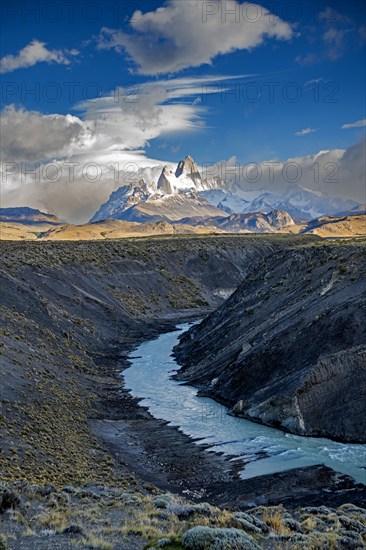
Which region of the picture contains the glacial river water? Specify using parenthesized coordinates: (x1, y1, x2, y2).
(123, 324, 366, 484)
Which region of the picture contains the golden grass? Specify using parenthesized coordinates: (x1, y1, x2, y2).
(79, 533, 113, 549)
(21, 528, 37, 537)
(262, 510, 289, 535)
(0, 219, 222, 241)
(37, 509, 71, 532)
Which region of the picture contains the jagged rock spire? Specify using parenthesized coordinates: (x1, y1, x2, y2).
(157, 165, 175, 195)
(175, 155, 201, 181)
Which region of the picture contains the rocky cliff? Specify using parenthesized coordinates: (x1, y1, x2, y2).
(174, 241, 366, 443)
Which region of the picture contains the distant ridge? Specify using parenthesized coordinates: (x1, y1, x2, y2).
(0, 207, 62, 226)
(1, 211, 365, 240)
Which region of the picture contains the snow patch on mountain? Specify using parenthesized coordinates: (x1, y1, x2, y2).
(91, 155, 219, 222)
(200, 190, 250, 214)
(201, 188, 359, 219)
(90, 154, 361, 223)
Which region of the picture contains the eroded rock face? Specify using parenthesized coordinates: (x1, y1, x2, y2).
(265, 209, 295, 228)
(157, 166, 176, 195)
(175, 155, 202, 183)
(174, 243, 366, 443)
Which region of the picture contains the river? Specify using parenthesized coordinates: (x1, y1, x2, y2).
(123, 323, 366, 484)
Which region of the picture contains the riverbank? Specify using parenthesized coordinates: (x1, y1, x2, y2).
(90, 320, 366, 510)
(1, 236, 365, 548)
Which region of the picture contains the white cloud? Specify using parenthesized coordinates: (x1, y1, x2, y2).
(341, 119, 366, 129)
(337, 140, 366, 204)
(97, 0, 293, 74)
(305, 78, 325, 89)
(0, 105, 94, 162)
(0, 74, 248, 222)
(1, 75, 363, 223)
(2, 75, 243, 164)
(207, 143, 365, 204)
(0, 40, 79, 73)
(295, 128, 317, 136)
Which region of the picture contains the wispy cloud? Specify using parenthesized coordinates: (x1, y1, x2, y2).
(341, 119, 366, 129)
(319, 7, 351, 25)
(305, 78, 325, 89)
(295, 128, 317, 136)
(323, 27, 350, 60)
(0, 39, 79, 73)
(295, 53, 319, 66)
(295, 5, 362, 65)
(0, 74, 253, 222)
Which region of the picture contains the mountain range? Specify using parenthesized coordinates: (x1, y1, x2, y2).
(90, 155, 361, 224)
(2, 156, 363, 235)
(1, 208, 365, 241)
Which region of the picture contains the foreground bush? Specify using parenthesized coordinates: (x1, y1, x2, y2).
(182, 526, 260, 550)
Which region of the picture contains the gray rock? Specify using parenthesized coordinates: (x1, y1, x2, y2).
(174, 245, 366, 442)
(62, 524, 85, 536)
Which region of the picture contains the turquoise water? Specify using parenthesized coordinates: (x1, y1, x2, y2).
(123, 324, 366, 484)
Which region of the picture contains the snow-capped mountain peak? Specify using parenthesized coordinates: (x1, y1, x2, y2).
(175, 155, 201, 181)
(90, 155, 362, 224)
(157, 165, 176, 195)
(155, 155, 217, 195)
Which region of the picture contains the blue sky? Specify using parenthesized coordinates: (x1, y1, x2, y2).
(1, 0, 365, 163)
(0, 0, 365, 220)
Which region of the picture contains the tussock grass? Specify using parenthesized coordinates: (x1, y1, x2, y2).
(262, 509, 289, 535)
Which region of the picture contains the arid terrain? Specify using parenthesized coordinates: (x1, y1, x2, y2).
(1, 235, 365, 549)
(0, 219, 223, 241)
(1, 213, 365, 242)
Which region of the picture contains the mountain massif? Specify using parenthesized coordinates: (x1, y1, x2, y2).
(90, 155, 360, 224)
(2, 155, 365, 240)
